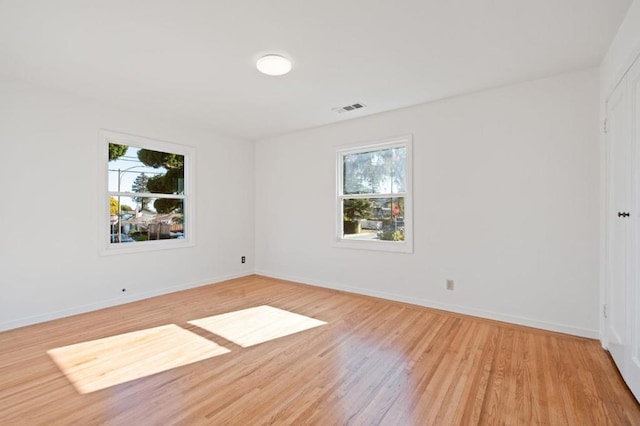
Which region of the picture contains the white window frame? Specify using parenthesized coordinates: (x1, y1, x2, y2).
(335, 135, 413, 253)
(99, 129, 195, 255)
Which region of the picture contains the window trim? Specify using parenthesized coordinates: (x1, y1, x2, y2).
(335, 135, 413, 253)
(99, 129, 196, 255)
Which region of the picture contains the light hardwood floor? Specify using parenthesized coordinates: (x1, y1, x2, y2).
(1, 275, 639, 425)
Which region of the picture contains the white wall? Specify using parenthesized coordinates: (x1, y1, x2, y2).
(0, 62, 605, 337)
(255, 69, 600, 338)
(601, 0, 640, 97)
(0, 77, 255, 331)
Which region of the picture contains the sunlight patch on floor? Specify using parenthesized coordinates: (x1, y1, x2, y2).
(47, 324, 230, 394)
(189, 305, 327, 347)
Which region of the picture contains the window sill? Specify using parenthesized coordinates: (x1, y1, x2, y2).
(333, 238, 413, 253)
(100, 239, 195, 256)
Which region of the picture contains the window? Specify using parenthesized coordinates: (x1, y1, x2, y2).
(336, 135, 413, 253)
(100, 130, 194, 254)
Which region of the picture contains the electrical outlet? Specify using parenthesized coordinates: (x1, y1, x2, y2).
(446, 280, 454, 291)
(241, 256, 246, 264)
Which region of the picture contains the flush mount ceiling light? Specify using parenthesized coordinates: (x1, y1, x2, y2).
(256, 54, 292, 76)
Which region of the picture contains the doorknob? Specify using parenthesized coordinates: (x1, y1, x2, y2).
(618, 212, 630, 217)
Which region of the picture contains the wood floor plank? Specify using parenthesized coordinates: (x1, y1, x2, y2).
(1, 275, 639, 425)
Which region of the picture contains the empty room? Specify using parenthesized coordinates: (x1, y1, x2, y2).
(2, 0, 640, 424)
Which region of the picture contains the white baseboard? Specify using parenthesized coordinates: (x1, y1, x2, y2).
(4, 270, 599, 340)
(0, 272, 251, 332)
(256, 270, 599, 339)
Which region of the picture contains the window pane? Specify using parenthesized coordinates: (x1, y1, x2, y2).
(343, 147, 406, 195)
(108, 144, 184, 195)
(342, 197, 404, 241)
(109, 197, 184, 243)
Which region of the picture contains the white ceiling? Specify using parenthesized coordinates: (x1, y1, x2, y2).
(0, 0, 631, 140)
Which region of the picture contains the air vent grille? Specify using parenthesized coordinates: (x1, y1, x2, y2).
(332, 103, 366, 114)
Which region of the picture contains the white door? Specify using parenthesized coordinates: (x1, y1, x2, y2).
(606, 75, 630, 374)
(626, 57, 640, 402)
(606, 56, 640, 403)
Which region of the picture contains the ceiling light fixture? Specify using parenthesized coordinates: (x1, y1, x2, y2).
(256, 54, 292, 76)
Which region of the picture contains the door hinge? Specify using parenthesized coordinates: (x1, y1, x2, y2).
(603, 120, 608, 134)
(603, 304, 608, 319)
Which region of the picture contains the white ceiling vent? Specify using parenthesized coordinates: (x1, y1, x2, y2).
(332, 103, 366, 114)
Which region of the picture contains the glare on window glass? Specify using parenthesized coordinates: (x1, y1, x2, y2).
(343, 147, 406, 195)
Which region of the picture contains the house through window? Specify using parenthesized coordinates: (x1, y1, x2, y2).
(101, 130, 194, 254)
(336, 135, 413, 253)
